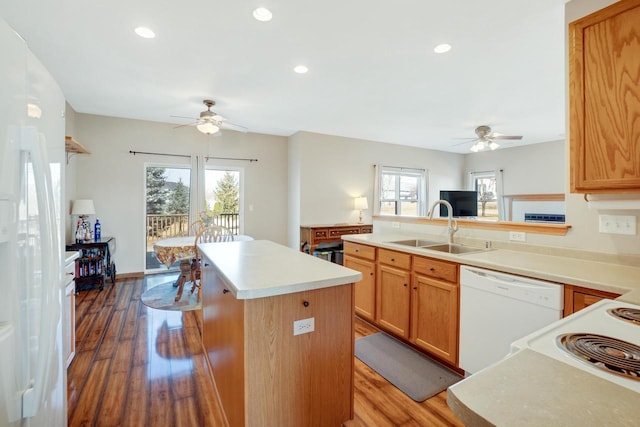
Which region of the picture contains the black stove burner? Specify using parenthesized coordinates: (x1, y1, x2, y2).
(608, 307, 640, 326)
(557, 333, 640, 381)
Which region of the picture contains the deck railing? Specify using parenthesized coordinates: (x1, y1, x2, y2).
(146, 213, 240, 250)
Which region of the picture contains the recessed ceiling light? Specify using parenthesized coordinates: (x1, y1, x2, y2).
(294, 65, 308, 74)
(135, 27, 156, 39)
(434, 43, 452, 54)
(253, 7, 273, 22)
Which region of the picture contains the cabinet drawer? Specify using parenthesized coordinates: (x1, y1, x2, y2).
(413, 256, 458, 283)
(64, 262, 75, 286)
(360, 226, 373, 233)
(344, 242, 376, 261)
(313, 229, 329, 241)
(329, 227, 361, 237)
(378, 249, 411, 270)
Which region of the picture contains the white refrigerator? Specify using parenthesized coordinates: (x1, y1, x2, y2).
(0, 16, 66, 427)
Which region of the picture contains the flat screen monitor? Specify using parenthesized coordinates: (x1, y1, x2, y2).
(439, 190, 478, 217)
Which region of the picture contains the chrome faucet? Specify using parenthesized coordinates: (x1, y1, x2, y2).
(427, 200, 459, 244)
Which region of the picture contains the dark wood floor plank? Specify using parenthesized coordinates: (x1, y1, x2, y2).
(95, 308, 125, 360)
(122, 365, 149, 427)
(68, 358, 110, 426)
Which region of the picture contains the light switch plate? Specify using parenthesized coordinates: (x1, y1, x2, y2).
(598, 214, 636, 235)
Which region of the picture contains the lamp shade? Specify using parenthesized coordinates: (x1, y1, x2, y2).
(71, 199, 96, 215)
(354, 196, 368, 210)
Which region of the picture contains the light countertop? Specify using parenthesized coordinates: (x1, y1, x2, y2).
(198, 239, 362, 299)
(342, 232, 640, 304)
(343, 232, 640, 425)
(64, 250, 79, 265)
(447, 349, 640, 426)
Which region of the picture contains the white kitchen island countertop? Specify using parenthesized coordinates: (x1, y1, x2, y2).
(197, 239, 361, 299)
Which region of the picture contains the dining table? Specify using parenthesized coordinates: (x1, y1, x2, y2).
(153, 234, 253, 302)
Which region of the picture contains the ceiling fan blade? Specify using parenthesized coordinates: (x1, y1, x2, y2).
(170, 115, 199, 120)
(173, 122, 198, 129)
(492, 135, 523, 140)
(452, 138, 480, 147)
(220, 121, 248, 132)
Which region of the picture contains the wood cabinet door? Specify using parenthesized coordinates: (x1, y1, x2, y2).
(570, 0, 640, 192)
(376, 264, 411, 338)
(344, 255, 376, 321)
(410, 274, 459, 365)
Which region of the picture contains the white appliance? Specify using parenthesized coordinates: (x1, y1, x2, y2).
(512, 298, 640, 393)
(459, 265, 563, 375)
(0, 16, 66, 427)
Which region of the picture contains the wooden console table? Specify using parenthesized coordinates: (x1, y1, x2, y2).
(300, 223, 372, 254)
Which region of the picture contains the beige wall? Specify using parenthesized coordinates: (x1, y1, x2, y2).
(289, 131, 465, 241)
(463, 140, 565, 195)
(67, 112, 288, 274)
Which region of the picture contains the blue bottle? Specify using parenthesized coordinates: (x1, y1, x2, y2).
(94, 218, 101, 241)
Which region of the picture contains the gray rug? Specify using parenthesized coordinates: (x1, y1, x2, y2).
(355, 332, 462, 402)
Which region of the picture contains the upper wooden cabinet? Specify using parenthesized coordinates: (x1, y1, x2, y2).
(569, 0, 640, 193)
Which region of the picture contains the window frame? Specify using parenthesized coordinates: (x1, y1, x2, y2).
(374, 165, 428, 217)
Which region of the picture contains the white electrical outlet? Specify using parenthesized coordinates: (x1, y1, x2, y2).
(509, 231, 526, 242)
(293, 317, 315, 336)
(391, 221, 400, 229)
(599, 214, 636, 235)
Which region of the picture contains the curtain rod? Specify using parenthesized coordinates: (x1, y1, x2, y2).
(128, 150, 258, 162)
(129, 150, 190, 158)
(205, 156, 258, 163)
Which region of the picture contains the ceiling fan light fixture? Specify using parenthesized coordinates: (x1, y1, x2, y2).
(489, 141, 500, 150)
(294, 65, 309, 74)
(196, 122, 220, 135)
(470, 143, 481, 152)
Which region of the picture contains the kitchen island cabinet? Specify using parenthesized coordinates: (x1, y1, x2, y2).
(199, 239, 360, 427)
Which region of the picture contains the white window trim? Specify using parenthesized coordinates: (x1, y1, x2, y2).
(373, 164, 428, 217)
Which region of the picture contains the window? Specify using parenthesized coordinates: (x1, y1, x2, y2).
(375, 165, 427, 216)
(470, 171, 499, 220)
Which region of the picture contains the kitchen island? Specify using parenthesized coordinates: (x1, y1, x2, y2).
(198, 239, 361, 427)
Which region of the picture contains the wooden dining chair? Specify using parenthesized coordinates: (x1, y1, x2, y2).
(190, 225, 234, 301)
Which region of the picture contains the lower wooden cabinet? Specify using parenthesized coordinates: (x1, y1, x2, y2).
(63, 260, 76, 368)
(410, 274, 459, 364)
(344, 255, 376, 321)
(564, 284, 621, 316)
(376, 264, 411, 338)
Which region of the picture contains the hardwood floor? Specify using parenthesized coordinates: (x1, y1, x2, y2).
(68, 274, 463, 426)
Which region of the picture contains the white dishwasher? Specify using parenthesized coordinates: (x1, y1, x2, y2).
(459, 265, 563, 375)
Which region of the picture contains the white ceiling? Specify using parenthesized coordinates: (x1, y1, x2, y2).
(0, 0, 568, 153)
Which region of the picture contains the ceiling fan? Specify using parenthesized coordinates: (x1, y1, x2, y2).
(460, 125, 523, 152)
(172, 99, 248, 135)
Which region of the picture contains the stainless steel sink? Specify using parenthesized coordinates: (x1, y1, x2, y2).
(422, 243, 486, 255)
(389, 239, 443, 247)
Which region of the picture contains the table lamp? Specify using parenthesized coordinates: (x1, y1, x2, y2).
(354, 196, 368, 224)
(72, 199, 95, 232)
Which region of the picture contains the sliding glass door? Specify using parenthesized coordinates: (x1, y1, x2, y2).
(145, 165, 192, 271)
(204, 167, 242, 235)
(144, 158, 244, 273)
